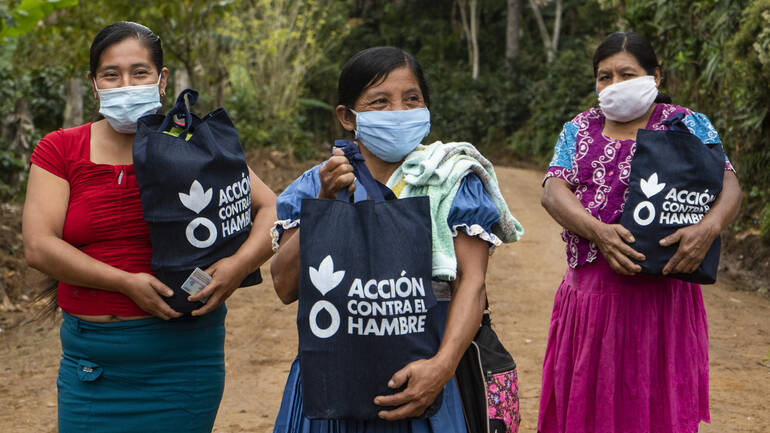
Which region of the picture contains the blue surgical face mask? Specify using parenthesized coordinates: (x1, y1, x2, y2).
(351, 107, 431, 162)
(94, 75, 162, 134)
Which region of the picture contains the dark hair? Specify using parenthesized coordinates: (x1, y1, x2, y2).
(593, 32, 672, 104)
(89, 21, 163, 75)
(338, 46, 430, 108)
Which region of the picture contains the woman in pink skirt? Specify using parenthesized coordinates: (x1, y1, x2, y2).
(538, 32, 742, 433)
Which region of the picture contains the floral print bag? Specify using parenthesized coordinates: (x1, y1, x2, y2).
(455, 306, 521, 433)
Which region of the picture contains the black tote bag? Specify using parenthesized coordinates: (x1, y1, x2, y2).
(620, 112, 725, 284)
(297, 140, 442, 420)
(133, 89, 261, 313)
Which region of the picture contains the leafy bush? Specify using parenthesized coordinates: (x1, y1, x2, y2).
(427, 61, 532, 147)
(221, 0, 351, 152)
(760, 203, 770, 239)
(0, 149, 26, 200)
(507, 47, 595, 163)
(0, 65, 69, 201)
(725, 0, 770, 196)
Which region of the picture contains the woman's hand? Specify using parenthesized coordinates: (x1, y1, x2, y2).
(659, 220, 719, 275)
(660, 170, 741, 276)
(318, 148, 356, 199)
(188, 255, 250, 316)
(375, 233, 488, 421)
(122, 273, 181, 320)
(188, 166, 276, 315)
(374, 356, 453, 420)
(591, 223, 646, 275)
(542, 178, 644, 275)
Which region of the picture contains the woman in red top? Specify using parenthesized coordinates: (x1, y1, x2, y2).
(22, 22, 276, 432)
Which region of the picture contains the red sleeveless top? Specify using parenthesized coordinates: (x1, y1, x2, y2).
(30, 123, 151, 316)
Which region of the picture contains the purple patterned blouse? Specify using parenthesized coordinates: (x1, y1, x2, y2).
(544, 103, 734, 268)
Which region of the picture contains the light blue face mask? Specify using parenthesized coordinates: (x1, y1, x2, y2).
(94, 76, 162, 134)
(351, 107, 431, 162)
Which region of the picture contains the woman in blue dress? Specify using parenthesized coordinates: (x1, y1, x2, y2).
(269, 47, 523, 433)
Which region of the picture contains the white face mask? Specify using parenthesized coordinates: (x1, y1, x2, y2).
(94, 75, 162, 134)
(598, 75, 658, 122)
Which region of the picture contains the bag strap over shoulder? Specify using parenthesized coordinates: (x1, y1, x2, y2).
(158, 88, 199, 134)
(482, 296, 491, 326)
(333, 139, 396, 203)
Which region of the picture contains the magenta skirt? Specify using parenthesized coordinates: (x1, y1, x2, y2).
(538, 255, 709, 433)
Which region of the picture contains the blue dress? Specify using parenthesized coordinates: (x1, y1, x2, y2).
(271, 164, 500, 433)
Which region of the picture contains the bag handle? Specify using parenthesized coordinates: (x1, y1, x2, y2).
(158, 88, 199, 134)
(333, 139, 395, 202)
(661, 112, 719, 148)
(661, 112, 690, 134)
(482, 296, 492, 326)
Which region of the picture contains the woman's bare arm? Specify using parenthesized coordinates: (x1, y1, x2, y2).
(542, 177, 645, 275)
(23, 165, 181, 319)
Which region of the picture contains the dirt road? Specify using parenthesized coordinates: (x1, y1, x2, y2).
(1, 166, 769, 432)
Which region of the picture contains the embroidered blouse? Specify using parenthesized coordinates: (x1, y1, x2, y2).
(544, 103, 734, 268)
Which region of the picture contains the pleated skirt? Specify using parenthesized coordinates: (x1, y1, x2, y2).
(57, 305, 226, 433)
(538, 256, 709, 433)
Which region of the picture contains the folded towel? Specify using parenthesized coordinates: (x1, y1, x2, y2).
(387, 141, 524, 279)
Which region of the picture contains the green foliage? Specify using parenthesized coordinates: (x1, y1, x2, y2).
(724, 0, 770, 193)
(0, 149, 26, 199)
(760, 203, 770, 239)
(1, 0, 769, 216)
(0, 0, 78, 38)
(0, 61, 69, 201)
(221, 0, 351, 152)
(508, 47, 595, 162)
(428, 62, 532, 149)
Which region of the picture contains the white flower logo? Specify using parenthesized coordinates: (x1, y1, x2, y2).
(640, 172, 666, 198)
(633, 173, 666, 227)
(309, 255, 345, 296)
(180, 180, 216, 248)
(307, 255, 345, 339)
(179, 180, 212, 214)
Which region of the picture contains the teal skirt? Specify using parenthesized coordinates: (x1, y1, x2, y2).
(57, 305, 226, 433)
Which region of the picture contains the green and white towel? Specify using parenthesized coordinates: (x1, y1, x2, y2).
(387, 141, 524, 280)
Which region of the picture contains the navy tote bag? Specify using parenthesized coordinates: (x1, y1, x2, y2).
(297, 140, 443, 420)
(133, 89, 261, 313)
(620, 113, 725, 284)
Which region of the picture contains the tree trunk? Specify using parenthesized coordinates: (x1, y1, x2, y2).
(552, 0, 562, 55)
(528, 0, 552, 62)
(2, 98, 35, 187)
(458, 0, 480, 80)
(506, 0, 521, 61)
(469, 0, 479, 79)
(214, 72, 226, 109)
(62, 78, 83, 129)
(528, 0, 562, 63)
(174, 68, 192, 99)
(458, 0, 472, 69)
